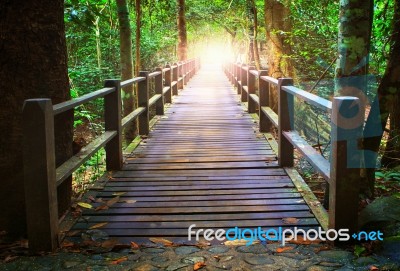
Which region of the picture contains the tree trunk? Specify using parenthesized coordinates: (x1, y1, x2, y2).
(0, 0, 72, 237)
(135, 0, 141, 75)
(334, 0, 374, 196)
(264, 0, 295, 112)
(364, 0, 400, 190)
(249, 0, 261, 70)
(177, 0, 188, 61)
(116, 0, 136, 142)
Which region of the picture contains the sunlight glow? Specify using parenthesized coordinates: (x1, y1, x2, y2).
(199, 42, 232, 66)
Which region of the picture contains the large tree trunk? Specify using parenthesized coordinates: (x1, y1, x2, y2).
(0, 0, 72, 237)
(264, 0, 295, 111)
(116, 0, 136, 142)
(334, 0, 374, 197)
(364, 0, 400, 192)
(177, 0, 188, 61)
(135, 0, 141, 75)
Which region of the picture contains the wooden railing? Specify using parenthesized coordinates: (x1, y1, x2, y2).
(224, 62, 363, 234)
(22, 58, 200, 252)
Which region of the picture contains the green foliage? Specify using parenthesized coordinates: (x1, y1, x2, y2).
(353, 244, 366, 258)
(73, 148, 106, 194)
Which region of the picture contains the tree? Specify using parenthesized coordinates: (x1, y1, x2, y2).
(364, 0, 400, 194)
(135, 0, 141, 75)
(116, 0, 136, 142)
(0, 0, 72, 237)
(177, 0, 188, 61)
(248, 0, 261, 70)
(334, 0, 374, 196)
(264, 0, 296, 111)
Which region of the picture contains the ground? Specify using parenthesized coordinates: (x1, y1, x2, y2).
(1, 235, 400, 270)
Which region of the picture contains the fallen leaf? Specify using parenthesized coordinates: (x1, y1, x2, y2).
(66, 230, 81, 237)
(224, 239, 260, 246)
(124, 200, 137, 204)
(61, 240, 75, 248)
(193, 262, 206, 270)
(276, 246, 294, 253)
(77, 202, 93, 209)
(88, 196, 96, 202)
(106, 196, 120, 207)
(112, 192, 126, 196)
(369, 266, 379, 271)
(110, 256, 128, 265)
(288, 236, 322, 245)
(95, 205, 109, 211)
(101, 239, 118, 249)
(131, 241, 140, 250)
(149, 237, 174, 246)
(195, 241, 211, 248)
(89, 222, 108, 229)
(314, 245, 331, 253)
(282, 217, 299, 224)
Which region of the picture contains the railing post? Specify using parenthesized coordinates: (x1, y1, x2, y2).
(155, 67, 164, 115)
(278, 78, 294, 167)
(177, 62, 183, 90)
(329, 97, 362, 233)
(165, 64, 172, 103)
(183, 61, 187, 85)
(234, 63, 238, 87)
(172, 63, 178, 96)
(104, 79, 123, 170)
(138, 71, 150, 135)
(22, 99, 59, 252)
(229, 63, 234, 83)
(248, 66, 256, 113)
(241, 65, 248, 102)
(258, 70, 271, 132)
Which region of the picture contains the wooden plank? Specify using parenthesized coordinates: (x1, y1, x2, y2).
(249, 94, 260, 105)
(56, 131, 116, 186)
(120, 77, 145, 88)
(261, 106, 279, 127)
(283, 131, 330, 181)
(83, 204, 311, 215)
(79, 211, 314, 222)
(53, 87, 114, 115)
(282, 85, 332, 112)
(97, 188, 298, 197)
(89, 198, 304, 209)
(94, 193, 303, 203)
(148, 94, 162, 108)
(121, 107, 146, 128)
(104, 182, 294, 191)
(260, 75, 278, 86)
(74, 218, 318, 230)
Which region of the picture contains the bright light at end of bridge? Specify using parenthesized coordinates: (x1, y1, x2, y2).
(200, 43, 232, 66)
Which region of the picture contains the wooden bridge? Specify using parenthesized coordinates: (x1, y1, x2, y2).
(22, 59, 363, 252)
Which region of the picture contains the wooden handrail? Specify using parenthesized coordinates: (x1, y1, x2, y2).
(224, 61, 363, 234)
(22, 58, 199, 253)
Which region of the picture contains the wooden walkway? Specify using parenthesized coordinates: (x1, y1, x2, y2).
(71, 64, 320, 243)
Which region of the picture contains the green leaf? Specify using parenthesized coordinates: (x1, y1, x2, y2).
(354, 244, 366, 258)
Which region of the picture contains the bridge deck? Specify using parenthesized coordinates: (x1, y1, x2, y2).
(71, 65, 320, 243)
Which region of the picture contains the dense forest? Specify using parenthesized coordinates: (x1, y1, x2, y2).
(63, 0, 399, 196)
(0, 0, 399, 249)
